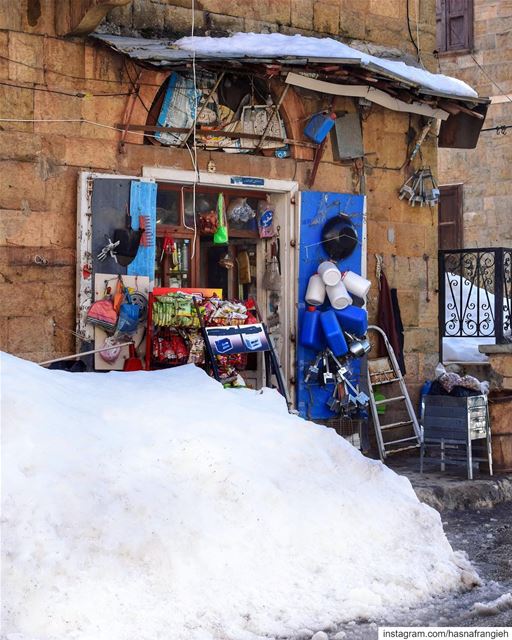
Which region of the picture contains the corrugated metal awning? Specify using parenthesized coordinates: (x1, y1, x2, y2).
(93, 32, 487, 104)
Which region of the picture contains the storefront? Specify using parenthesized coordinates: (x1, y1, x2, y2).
(77, 169, 300, 392)
(69, 32, 486, 419)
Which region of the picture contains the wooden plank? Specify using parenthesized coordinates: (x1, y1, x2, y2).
(115, 123, 317, 148)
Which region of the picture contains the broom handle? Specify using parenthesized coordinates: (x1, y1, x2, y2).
(38, 342, 134, 366)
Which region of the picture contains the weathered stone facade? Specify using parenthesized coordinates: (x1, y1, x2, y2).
(438, 0, 512, 248)
(0, 0, 442, 401)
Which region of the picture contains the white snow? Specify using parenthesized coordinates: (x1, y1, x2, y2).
(176, 32, 478, 99)
(442, 272, 511, 363)
(1, 353, 479, 640)
(473, 592, 512, 617)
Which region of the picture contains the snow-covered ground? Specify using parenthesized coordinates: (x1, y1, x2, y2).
(1, 353, 479, 640)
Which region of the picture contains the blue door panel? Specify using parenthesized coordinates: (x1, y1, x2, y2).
(296, 192, 366, 420)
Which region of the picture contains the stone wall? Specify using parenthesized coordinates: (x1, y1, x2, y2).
(0, 0, 440, 401)
(438, 0, 512, 248)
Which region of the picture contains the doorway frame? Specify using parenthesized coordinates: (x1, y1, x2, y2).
(143, 167, 299, 391)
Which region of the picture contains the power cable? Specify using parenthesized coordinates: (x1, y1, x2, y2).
(469, 54, 512, 105)
(0, 53, 163, 87)
(406, 0, 421, 60)
(0, 79, 134, 98)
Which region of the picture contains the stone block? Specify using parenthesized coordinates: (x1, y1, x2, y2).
(0, 308, 8, 349)
(366, 220, 396, 255)
(244, 19, 278, 33)
(0, 84, 35, 133)
(0, 131, 43, 162)
(404, 352, 420, 379)
(291, 0, 314, 30)
(0, 31, 9, 78)
(203, 0, 291, 24)
(394, 223, 426, 257)
(33, 91, 82, 137)
(0, 208, 44, 246)
(7, 315, 55, 355)
(8, 32, 44, 84)
(43, 167, 80, 220)
(204, 11, 245, 34)
(132, 0, 165, 31)
(398, 288, 420, 327)
(313, 1, 340, 35)
(0, 281, 55, 317)
(44, 38, 85, 82)
(405, 327, 438, 354)
(488, 354, 512, 379)
(0, 161, 46, 211)
(0, 4, 22, 30)
(84, 42, 125, 85)
(369, 0, 402, 18)
(22, 0, 57, 36)
(81, 94, 126, 141)
(365, 14, 409, 50)
(162, 6, 206, 34)
(59, 136, 118, 171)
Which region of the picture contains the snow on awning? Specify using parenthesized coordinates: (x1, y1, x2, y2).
(94, 31, 481, 102)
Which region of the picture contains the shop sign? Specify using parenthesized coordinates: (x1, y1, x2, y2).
(206, 323, 269, 355)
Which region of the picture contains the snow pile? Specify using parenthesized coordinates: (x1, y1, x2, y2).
(176, 32, 478, 98)
(473, 593, 512, 617)
(1, 353, 478, 640)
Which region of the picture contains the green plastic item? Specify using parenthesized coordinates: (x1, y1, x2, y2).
(213, 192, 229, 245)
(374, 387, 387, 415)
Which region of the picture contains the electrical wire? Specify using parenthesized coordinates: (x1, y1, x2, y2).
(0, 52, 164, 87)
(190, 0, 199, 261)
(0, 117, 162, 141)
(469, 54, 512, 105)
(406, 0, 421, 60)
(0, 79, 134, 98)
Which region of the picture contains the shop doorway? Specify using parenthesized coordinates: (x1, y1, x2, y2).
(77, 170, 298, 394)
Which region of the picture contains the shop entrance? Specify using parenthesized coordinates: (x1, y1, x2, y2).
(153, 183, 262, 299)
(77, 170, 298, 395)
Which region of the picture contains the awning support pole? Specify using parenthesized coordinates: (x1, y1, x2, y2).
(254, 84, 290, 151)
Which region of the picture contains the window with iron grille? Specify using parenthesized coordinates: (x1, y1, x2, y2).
(436, 0, 474, 54)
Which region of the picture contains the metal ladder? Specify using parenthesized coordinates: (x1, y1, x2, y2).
(366, 325, 422, 460)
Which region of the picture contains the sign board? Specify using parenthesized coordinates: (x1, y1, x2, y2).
(206, 323, 269, 355)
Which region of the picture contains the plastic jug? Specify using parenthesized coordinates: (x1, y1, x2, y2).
(335, 306, 368, 336)
(300, 306, 324, 351)
(305, 274, 326, 306)
(304, 112, 336, 144)
(320, 309, 348, 356)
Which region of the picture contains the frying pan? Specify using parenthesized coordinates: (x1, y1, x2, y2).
(321, 215, 358, 261)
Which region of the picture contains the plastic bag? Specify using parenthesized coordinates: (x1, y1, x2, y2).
(213, 192, 229, 245)
(99, 336, 122, 364)
(227, 197, 256, 223)
(116, 282, 139, 336)
(116, 302, 140, 335)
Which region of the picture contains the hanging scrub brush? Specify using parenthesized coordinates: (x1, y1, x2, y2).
(263, 240, 281, 290)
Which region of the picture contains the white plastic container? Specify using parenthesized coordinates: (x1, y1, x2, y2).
(318, 261, 342, 286)
(326, 280, 352, 310)
(341, 270, 371, 299)
(305, 274, 326, 306)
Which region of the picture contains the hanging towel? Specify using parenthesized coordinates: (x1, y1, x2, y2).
(127, 181, 157, 287)
(377, 270, 406, 374)
(390, 287, 405, 374)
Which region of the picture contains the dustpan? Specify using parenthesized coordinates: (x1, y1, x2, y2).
(123, 343, 144, 371)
